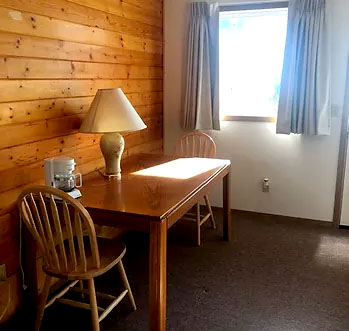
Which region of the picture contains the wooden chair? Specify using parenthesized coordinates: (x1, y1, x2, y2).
(173, 132, 217, 245)
(17, 185, 136, 331)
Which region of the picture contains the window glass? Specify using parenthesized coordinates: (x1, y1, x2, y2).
(219, 8, 288, 119)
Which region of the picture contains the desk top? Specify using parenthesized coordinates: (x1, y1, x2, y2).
(79, 154, 230, 221)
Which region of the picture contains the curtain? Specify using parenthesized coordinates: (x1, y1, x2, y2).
(277, 0, 331, 135)
(183, 2, 220, 131)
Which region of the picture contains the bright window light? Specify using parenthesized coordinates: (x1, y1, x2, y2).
(219, 8, 288, 119)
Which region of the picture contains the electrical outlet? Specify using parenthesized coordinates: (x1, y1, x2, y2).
(0, 264, 7, 281)
(263, 178, 270, 193)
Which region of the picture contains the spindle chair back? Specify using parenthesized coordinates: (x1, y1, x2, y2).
(173, 132, 216, 158)
(173, 132, 217, 245)
(18, 185, 100, 277)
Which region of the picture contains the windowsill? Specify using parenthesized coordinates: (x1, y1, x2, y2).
(223, 116, 276, 123)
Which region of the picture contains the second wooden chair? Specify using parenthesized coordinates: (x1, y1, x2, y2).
(173, 132, 217, 246)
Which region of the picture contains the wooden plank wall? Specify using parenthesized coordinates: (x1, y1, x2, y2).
(0, 0, 163, 322)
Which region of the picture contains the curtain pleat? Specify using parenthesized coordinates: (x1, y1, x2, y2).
(183, 2, 220, 131)
(277, 0, 331, 135)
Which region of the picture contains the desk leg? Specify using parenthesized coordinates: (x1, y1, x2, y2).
(223, 172, 232, 241)
(149, 220, 167, 331)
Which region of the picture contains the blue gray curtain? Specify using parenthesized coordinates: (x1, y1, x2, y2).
(277, 0, 331, 135)
(183, 2, 220, 131)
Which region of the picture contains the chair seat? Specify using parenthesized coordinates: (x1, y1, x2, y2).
(43, 238, 126, 280)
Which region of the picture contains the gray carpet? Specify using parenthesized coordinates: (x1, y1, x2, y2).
(5, 210, 349, 330)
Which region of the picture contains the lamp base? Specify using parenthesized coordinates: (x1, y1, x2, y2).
(100, 132, 125, 179)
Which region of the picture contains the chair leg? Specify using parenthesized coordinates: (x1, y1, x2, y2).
(196, 203, 201, 246)
(204, 195, 216, 229)
(88, 278, 100, 331)
(118, 260, 136, 311)
(34, 275, 52, 331)
(79, 280, 85, 299)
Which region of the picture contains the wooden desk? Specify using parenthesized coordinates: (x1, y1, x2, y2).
(79, 153, 232, 331)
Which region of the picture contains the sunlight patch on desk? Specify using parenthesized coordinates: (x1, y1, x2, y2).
(132, 158, 224, 179)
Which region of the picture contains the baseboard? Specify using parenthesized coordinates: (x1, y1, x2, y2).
(211, 207, 332, 227)
(339, 225, 349, 230)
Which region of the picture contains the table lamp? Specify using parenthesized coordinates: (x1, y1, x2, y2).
(80, 88, 147, 179)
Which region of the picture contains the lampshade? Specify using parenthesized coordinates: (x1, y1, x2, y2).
(80, 88, 147, 133)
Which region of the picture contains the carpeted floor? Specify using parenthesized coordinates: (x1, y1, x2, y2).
(5, 210, 349, 330)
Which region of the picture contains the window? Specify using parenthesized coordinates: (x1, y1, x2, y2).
(219, 3, 288, 121)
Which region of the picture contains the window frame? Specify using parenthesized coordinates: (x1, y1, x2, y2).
(219, 1, 289, 123)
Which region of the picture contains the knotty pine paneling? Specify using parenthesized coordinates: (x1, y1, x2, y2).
(0, 0, 163, 322)
(0, 79, 163, 103)
(0, 57, 163, 79)
(0, 32, 162, 66)
(0, 7, 162, 53)
(67, 0, 163, 27)
(0, 92, 162, 126)
(0, 0, 162, 40)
